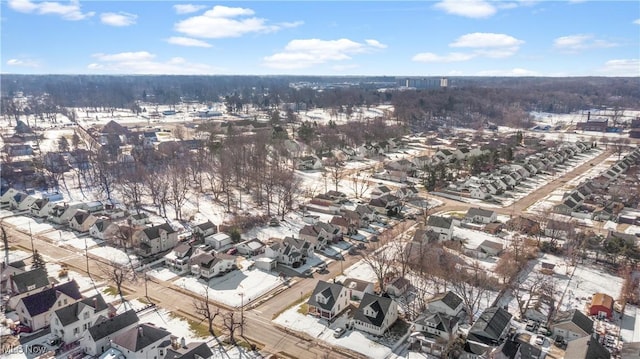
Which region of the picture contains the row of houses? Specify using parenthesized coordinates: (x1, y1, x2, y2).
(452, 141, 594, 200)
(4, 269, 214, 359)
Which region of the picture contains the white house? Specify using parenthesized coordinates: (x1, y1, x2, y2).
(135, 223, 178, 257)
(352, 293, 399, 336)
(81, 309, 139, 357)
(30, 198, 57, 218)
(15, 280, 82, 331)
(164, 243, 193, 273)
(192, 220, 217, 238)
(204, 232, 232, 250)
(550, 309, 593, 342)
(307, 281, 349, 320)
(465, 207, 497, 224)
(110, 323, 172, 359)
(68, 210, 98, 233)
(50, 294, 111, 344)
(235, 238, 265, 256)
(190, 252, 236, 279)
(413, 311, 460, 341)
(89, 219, 119, 241)
(265, 237, 313, 267)
(426, 216, 454, 241)
(5, 268, 50, 310)
(343, 278, 374, 301)
(427, 291, 464, 318)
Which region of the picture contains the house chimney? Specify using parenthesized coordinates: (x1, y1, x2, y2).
(180, 337, 186, 349)
(93, 298, 98, 312)
(9, 274, 15, 293)
(138, 326, 144, 337)
(587, 111, 591, 122)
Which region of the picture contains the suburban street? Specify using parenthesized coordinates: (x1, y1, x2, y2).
(0, 145, 617, 358)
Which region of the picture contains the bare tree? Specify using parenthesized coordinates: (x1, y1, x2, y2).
(167, 162, 190, 220)
(324, 158, 346, 192)
(173, 125, 186, 141)
(450, 262, 491, 323)
(361, 240, 395, 293)
(349, 171, 371, 199)
(118, 166, 147, 214)
(193, 285, 221, 338)
(99, 258, 136, 300)
(222, 311, 244, 344)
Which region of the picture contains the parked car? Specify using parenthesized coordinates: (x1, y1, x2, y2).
(535, 335, 545, 346)
(13, 325, 32, 334)
(333, 327, 346, 338)
(226, 247, 238, 255)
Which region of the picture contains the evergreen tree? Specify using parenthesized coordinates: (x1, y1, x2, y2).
(32, 250, 46, 272)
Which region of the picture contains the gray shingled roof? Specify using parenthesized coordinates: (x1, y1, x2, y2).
(53, 294, 108, 326)
(467, 307, 512, 345)
(112, 323, 171, 352)
(429, 291, 463, 311)
(88, 309, 139, 341)
(307, 280, 345, 312)
(427, 216, 453, 230)
(466, 207, 495, 219)
(164, 342, 213, 359)
(353, 293, 394, 328)
(10, 268, 49, 293)
(553, 309, 593, 335)
(21, 280, 82, 316)
(143, 223, 176, 240)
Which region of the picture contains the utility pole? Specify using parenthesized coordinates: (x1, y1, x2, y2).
(28, 223, 34, 255)
(84, 235, 90, 276)
(239, 292, 244, 337)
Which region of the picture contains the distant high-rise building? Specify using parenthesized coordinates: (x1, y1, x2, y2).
(396, 77, 447, 89)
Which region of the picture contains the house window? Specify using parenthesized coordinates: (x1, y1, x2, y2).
(74, 327, 79, 335)
(84, 311, 90, 319)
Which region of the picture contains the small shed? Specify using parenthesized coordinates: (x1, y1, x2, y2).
(589, 293, 614, 319)
(205, 233, 232, 250)
(254, 257, 276, 272)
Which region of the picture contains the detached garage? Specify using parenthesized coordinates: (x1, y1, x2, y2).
(589, 293, 614, 319)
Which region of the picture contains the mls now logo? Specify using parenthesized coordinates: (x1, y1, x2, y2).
(1, 344, 49, 355)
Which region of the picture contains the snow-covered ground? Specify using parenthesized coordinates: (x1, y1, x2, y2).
(173, 268, 283, 308)
(88, 246, 139, 267)
(44, 230, 103, 250)
(273, 304, 393, 359)
(2, 216, 56, 234)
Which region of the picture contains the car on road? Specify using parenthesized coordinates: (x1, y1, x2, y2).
(302, 268, 313, 277)
(334, 327, 346, 338)
(13, 324, 32, 334)
(535, 335, 545, 346)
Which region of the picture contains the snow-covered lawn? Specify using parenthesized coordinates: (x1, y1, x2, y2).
(44, 230, 103, 250)
(273, 304, 393, 359)
(173, 268, 283, 308)
(147, 267, 179, 282)
(88, 246, 139, 267)
(2, 216, 56, 234)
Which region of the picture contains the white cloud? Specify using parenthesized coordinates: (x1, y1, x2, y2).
(433, 0, 496, 18)
(412, 52, 475, 63)
(8, 0, 94, 20)
(598, 59, 640, 77)
(173, 4, 207, 14)
(634, 19, 640, 25)
(263, 38, 386, 69)
(88, 51, 217, 74)
(450, 32, 524, 58)
(476, 68, 539, 76)
(553, 34, 618, 52)
(6, 58, 39, 67)
(166, 36, 212, 48)
(100, 12, 137, 27)
(174, 5, 301, 39)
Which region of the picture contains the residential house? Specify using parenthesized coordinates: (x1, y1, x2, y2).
(355, 205, 379, 224)
(136, 223, 178, 257)
(299, 223, 340, 250)
(164, 341, 214, 359)
(192, 220, 217, 239)
(426, 216, 454, 241)
(48, 203, 84, 225)
(81, 309, 139, 357)
(589, 293, 614, 319)
(330, 216, 354, 235)
(470, 186, 490, 200)
(6, 191, 28, 210)
(234, 238, 265, 256)
(550, 309, 593, 341)
(386, 276, 411, 297)
(128, 213, 150, 226)
(465, 208, 497, 224)
(460, 341, 491, 359)
(15, 280, 82, 331)
(369, 194, 401, 215)
(5, 268, 50, 310)
(343, 278, 374, 301)
(413, 311, 460, 341)
(506, 216, 540, 235)
(396, 186, 420, 200)
(110, 323, 172, 359)
(29, 198, 56, 218)
(307, 280, 349, 320)
(352, 293, 398, 336)
(564, 334, 610, 359)
(427, 291, 464, 318)
(164, 244, 193, 273)
(490, 340, 542, 359)
(467, 307, 512, 346)
(297, 156, 323, 171)
(265, 237, 313, 267)
(50, 294, 110, 344)
(89, 219, 119, 241)
(544, 219, 572, 239)
(478, 240, 504, 257)
(435, 149, 455, 163)
(204, 232, 232, 250)
(190, 252, 236, 279)
(340, 209, 363, 229)
(69, 210, 98, 233)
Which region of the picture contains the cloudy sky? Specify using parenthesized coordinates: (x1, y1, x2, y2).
(2, 0, 639, 76)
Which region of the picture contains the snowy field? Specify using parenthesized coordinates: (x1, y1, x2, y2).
(146, 267, 179, 282)
(273, 304, 393, 359)
(88, 246, 139, 267)
(2, 216, 56, 234)
(44, 230, 103, 250)
(173, 268, 283, 308)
